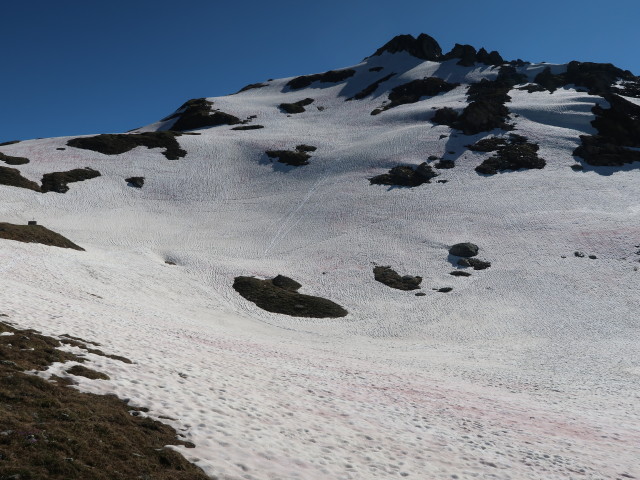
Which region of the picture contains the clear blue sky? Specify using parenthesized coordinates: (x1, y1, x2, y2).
(1, 0, 638, 142)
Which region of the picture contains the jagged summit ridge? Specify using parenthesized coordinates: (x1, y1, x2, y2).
(371, 33, 504, 66)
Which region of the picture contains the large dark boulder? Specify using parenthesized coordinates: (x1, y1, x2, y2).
(373, 266, 422, 290)
(449, 243, 479, 257)
(457, 258, 491, 270)
(371, 33, 442, 61)
(233, 275, 347, 318)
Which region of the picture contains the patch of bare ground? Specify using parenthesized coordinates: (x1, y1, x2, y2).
(0, 223, 84, 250)
(67, 132, 186, 160)
(0, 320, 208, 480)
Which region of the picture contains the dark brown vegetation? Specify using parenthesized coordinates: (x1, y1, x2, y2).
(0, 223, 84, 250)
(0, 166, 41, 192)
(347, 73, 395, 101)
(372, 77, 458, 114)
(279, 98, 314, 114)
(265, 145, 316, 166)
(373, 266, 422, 290)
(66, 364, 110, 380)
(233, 275, 348, 318)
(286, 69, 356, 90)
(0, 152, 29, 165)
(41, 168, 101, 194)
(0, 320, 208, 480)
(370, 163, 438, 187)
(166, 98, 241, 131)
(67, 132, 186, 160)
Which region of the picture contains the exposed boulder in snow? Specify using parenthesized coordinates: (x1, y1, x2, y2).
(0, 222, 84, 250)
(373, 266, 422, 291)
(279, 98, 314, 114)
(371, 33, 442, 61)
(67, 132, 187, 160)
(449, 243, 479, 258)
(0, 166, 41, 192)
(371, 77, 459, 114)
(126, 176, 145, 188)
(450, 270, 472, 277)
(0, 152, 29, 165)
(233, 275, 348, 318)
(369, 163, 438, 187)
(457, 258, 491, 270)
(41, 167, 101, 193)
(434, 159, 455, 169)
(286, 69, 356, 90)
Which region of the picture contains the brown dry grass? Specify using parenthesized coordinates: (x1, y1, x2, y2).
(0, 223, 84, 251)
(0, 320, 209, 480)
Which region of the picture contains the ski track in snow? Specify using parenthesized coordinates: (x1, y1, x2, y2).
(1, 52, 639, 479)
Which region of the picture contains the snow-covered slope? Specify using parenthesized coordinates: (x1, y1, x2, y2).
(1, 34, 639, 479)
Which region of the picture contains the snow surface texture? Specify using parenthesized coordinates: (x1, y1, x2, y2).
(1, 49, 639, 479)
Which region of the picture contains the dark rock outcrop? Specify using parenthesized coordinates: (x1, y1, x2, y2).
(573, 94, 640, 166)
(286, 69, 356, 90)
(449, 243, 479, 257)
(457, 258, 491, 270)
(434, 160, 455, 169)
(371, 33, 442, 61)
(168, 98, 241, 131)
(126, 176, 145, 188)
(0, 166, 41, 192)
(67, 132, 186, 160)
(265, 145, 316, 167)
(0, 140, 20, 146)
(373, 266, 422, 290)
(372, 77, 459, 114)
(233, 275, 347, 318)
(41, 168, 101, 193)
(347, 73, 395, 101)
(467, 137, 508, 152)
(450, 271, 471, 277)
(534, 62, 635, 95)
(231, 125, 265, 130)
(476, 140, 546, 174)
(442, 44, 478, 67)
(370, 163, 438, 187)
(279, 98, 314, 114)
(0, 222, 84, 250)
(432, 107, 460, 125)
(0, 152, 29, 165)
(235, 82, 268, 94)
